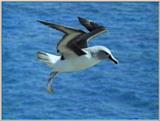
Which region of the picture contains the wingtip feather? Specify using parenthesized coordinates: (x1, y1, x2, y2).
(37, 20, 42, 23)
(37, 20, 46, 24)
(78, 17, 89, 22)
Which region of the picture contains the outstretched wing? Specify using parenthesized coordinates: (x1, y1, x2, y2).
(37, 20, 81, 34)
(76, 17, 107, 48)
(37, 18, 107, 58)
(37, 20, 86, 59)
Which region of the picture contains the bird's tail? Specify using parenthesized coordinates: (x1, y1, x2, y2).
(37, 51, 49, 62)
(37, 51, 60, 67)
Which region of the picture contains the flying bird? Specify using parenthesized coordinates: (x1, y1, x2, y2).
(37, 17, 118, 93)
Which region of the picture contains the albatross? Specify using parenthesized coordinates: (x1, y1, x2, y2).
(37, 17, 118, 93)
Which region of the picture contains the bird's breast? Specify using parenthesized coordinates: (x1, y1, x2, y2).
(53, 54, 100, 72)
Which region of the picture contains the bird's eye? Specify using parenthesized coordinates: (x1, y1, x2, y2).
(105, 52, 109, 57)
(105, 52, 108, 55)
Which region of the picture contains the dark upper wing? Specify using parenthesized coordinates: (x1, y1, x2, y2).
(37, 20, 82, 34)
(76, 17, 107, 48)
(78, 17, 105, 32)
(37, 20, 86, 59)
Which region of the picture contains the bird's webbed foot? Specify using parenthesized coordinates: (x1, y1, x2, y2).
(47, 72, 58, 93)
(47, 84, 54, 93)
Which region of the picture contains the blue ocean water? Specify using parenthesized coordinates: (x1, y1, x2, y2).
(2, 2, 158, 119)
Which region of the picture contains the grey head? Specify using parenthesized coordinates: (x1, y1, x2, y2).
(91, 46, 118, 64)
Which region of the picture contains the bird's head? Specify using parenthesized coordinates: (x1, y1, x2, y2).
(95, 46, 118, 64)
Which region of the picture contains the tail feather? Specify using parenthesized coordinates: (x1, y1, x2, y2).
(37, 51, 60, 68)
(37, 51, 49, 62)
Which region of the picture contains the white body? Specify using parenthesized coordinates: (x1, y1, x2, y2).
(38, 47, 102, 72)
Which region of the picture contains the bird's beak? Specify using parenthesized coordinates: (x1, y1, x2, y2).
(109, 55, 118, 64)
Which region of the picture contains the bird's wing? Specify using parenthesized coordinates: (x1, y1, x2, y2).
(78, 17, 105, 32)
(77, 17, 107, 48)
(37, 20, 86, 59)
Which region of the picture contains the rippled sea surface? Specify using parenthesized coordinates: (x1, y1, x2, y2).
(2, 2, 158, 119)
